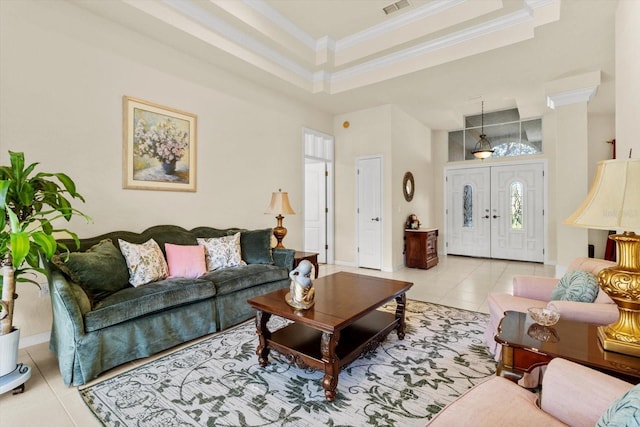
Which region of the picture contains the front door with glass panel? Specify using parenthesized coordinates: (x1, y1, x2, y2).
(446, 162, 545, 262)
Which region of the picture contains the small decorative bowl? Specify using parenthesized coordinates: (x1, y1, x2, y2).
(528, 307, 560, 326)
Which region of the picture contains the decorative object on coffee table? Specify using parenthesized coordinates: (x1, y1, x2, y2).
(265, 189, 295, 248)
(565, 159, 640, 356)
(285, 259, 315, 310)
(528, 306, 560, 326)
(293, 251, 319, 279)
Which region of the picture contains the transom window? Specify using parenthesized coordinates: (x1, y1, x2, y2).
(448, 108, 542, 161)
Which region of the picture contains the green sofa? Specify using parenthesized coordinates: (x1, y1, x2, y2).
(46, 225, 294, 386)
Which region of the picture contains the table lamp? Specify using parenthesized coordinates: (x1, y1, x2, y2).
(265, 189, 295, 249)
(565, 158, 640, 356)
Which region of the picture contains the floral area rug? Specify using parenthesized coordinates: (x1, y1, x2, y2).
(80, 300, 496, 426)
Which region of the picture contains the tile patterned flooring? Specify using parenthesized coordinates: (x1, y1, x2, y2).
(0, 255, 555, 426)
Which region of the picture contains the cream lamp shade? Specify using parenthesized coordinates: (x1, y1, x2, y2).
(265, 189, 295, 248)
(565, 158, 640, 230)
(265, 190, 295, 216)
(564, 158, 640, 356)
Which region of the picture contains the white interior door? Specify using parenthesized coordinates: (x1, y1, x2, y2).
(490, 163, 544, 262)
(357, 156, 382, 269)
(446, 162, 545, 262)
(304, 160, 326, 263)
(446, 168, 491, 257)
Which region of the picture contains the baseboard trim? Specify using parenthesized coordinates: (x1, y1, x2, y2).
(19, 331, 50, 349)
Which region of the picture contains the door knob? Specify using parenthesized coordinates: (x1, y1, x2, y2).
(372, 217, 380, 221)
(483, 215, 490, 219)
(493, 215, 501, 219)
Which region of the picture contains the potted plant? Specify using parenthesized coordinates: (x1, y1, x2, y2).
(0, 151, 88, 390)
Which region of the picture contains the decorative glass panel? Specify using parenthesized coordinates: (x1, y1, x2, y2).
(448, 109, 543, 161)
(463, 185, 473, 227)
(511, 182, 523, 229)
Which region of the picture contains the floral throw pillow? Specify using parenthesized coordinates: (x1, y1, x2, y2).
(198, 232, 245, 271)
(118, 238, 169, 287)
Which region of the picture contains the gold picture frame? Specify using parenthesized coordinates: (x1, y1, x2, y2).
(123, 96, 197, 192)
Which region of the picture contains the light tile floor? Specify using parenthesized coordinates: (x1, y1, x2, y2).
(0, 255, 555, 426)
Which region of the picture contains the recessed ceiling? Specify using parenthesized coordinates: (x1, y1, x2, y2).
(70, 0, 616, 130)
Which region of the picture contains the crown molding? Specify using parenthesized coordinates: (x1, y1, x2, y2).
(124, 0, 561, 94)
(546, 87, 599, 109)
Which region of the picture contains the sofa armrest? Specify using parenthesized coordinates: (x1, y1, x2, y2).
(541, 358, 633, 426)
(47, 271, 90, 386)
(272, 248, 295, 271)
(513, 276, 559, 301)
(546, 300, 619, 325)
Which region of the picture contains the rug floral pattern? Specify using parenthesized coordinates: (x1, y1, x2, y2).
(80, 301, 497, 426)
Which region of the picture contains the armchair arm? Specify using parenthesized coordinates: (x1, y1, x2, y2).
(546, 300, 619, 325)
(272, 248, 295, 271)
(513, 276, 559, 301)
(541, 358, 633, 426)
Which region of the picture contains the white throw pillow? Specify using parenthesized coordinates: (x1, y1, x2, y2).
(118, 238, 169, 287)
(197, 232, 245, 271)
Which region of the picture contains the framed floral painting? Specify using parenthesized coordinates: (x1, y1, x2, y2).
(123, 96, 197, 191)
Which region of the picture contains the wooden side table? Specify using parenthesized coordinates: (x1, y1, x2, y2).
(495, 310, 640, 384)
(293, 251, 319, 278)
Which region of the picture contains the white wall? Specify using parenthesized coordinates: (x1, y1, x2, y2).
(0, 0, 332, 341)
(391, 106, 433, 270)
(333, 105, 432, 271)
(615, 1, 640, 161)
(588, 114, 616, 258)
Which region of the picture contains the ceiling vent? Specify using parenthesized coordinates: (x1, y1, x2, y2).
(383, 0, 411, 15)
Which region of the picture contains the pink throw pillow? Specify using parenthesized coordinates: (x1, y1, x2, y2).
(165, 243, 207, 279)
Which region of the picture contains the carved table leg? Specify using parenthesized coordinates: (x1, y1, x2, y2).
(255, 310, 272, 367)
(321, 330, 341, 402)
(395, 293, 407, 340)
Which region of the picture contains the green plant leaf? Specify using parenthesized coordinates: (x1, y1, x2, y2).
(31, 232, 57, 260)
(9, 232, 30, 268)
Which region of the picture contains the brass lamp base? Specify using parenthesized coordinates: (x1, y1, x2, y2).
(597, 231, 640, 357)
(272, 214, 288, 249)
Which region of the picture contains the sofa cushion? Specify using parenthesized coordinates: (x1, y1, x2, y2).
(51, 239, 130, 304)
(550, 270, 599, 303)
(165, 243, 207, 279)
(84, 277, 217, 332)
(118, 238, 169, 287)
(597, 383, 640, 426)
(201, 264, 289, 296)
(239, 228, 274, 265)
(198, 233, 245, 271)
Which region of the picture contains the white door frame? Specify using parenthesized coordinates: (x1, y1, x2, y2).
(302, 128, 334, 264)
(443, 159, 548, 263)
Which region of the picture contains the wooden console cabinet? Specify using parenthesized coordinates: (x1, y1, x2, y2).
(404, 228, 438, 269)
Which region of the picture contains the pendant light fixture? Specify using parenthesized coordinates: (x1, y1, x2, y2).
(472, 101, 494, 159)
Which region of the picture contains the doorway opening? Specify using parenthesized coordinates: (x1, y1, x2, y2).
(303, 128, 334, 264)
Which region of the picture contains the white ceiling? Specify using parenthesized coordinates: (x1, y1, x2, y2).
(71, 0, 617, 130)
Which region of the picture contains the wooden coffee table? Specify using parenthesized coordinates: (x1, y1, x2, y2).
(495, 310, 640, 384)
(247, 272, 413, 401)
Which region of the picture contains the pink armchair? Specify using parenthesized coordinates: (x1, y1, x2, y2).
(484, 257, 618, 360)
(428, 358, 633, 426)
